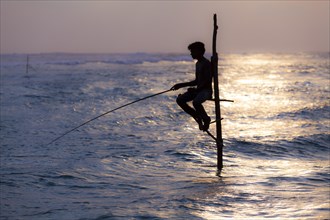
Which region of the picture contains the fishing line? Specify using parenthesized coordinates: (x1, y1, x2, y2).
(46, 89, 172, 146)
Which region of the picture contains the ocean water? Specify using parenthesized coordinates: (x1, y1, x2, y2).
(0, 52, 329, 219)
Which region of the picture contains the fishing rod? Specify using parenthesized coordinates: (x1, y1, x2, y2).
(46, 89, 172, 146)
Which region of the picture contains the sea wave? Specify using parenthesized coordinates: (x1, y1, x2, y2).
(276, 105, 330, 120)
(228, 133, 330, 160)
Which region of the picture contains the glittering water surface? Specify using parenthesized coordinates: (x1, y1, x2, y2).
(1, 53, 329, 219)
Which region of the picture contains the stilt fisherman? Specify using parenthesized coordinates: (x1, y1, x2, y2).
(171, 42, 213, 131)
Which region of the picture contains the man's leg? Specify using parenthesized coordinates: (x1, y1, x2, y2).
(176, 91, 197, 118)
(176, 92, 203, 130)
(193, 90, 212, 131)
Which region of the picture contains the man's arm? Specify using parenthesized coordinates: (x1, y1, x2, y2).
(171, 80, 197, 90)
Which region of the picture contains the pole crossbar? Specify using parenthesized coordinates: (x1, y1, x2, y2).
(208, 99, 234, 102)
(210, 118, 223, 124)
(205, 130, 217, 142)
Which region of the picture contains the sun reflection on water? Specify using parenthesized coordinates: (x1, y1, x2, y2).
(216, 53, 329, 143)
(185, 157, 329, 219)
(178, 53, 330, 219)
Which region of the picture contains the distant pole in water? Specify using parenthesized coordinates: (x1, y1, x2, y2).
(212, 14, 224, 173)
(26, 55, 29, 74)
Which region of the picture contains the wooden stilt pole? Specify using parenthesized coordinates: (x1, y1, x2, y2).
(211, 14, 223, 174)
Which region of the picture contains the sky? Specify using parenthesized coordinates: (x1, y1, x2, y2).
(1, 1, 329, 54)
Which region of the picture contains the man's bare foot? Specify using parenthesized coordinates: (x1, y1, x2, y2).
(202, 116, 211, 131)
(194, 117, 204, 130)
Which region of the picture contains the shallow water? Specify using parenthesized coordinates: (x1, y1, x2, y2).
(1, 53, 329, 219)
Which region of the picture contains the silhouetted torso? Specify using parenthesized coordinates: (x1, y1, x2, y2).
(195, 57, 212, 92)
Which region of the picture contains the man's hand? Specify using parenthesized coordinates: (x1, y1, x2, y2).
(171, 83, 182, 91)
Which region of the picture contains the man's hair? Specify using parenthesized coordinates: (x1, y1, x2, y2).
(188, 42, 205, 54)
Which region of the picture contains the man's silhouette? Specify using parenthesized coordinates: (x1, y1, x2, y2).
(171, 42, 212, 131)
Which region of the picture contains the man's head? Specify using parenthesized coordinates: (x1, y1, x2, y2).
(188, 42, 205, 59)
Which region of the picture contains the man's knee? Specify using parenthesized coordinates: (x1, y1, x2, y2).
(176, 94, 184, 105)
